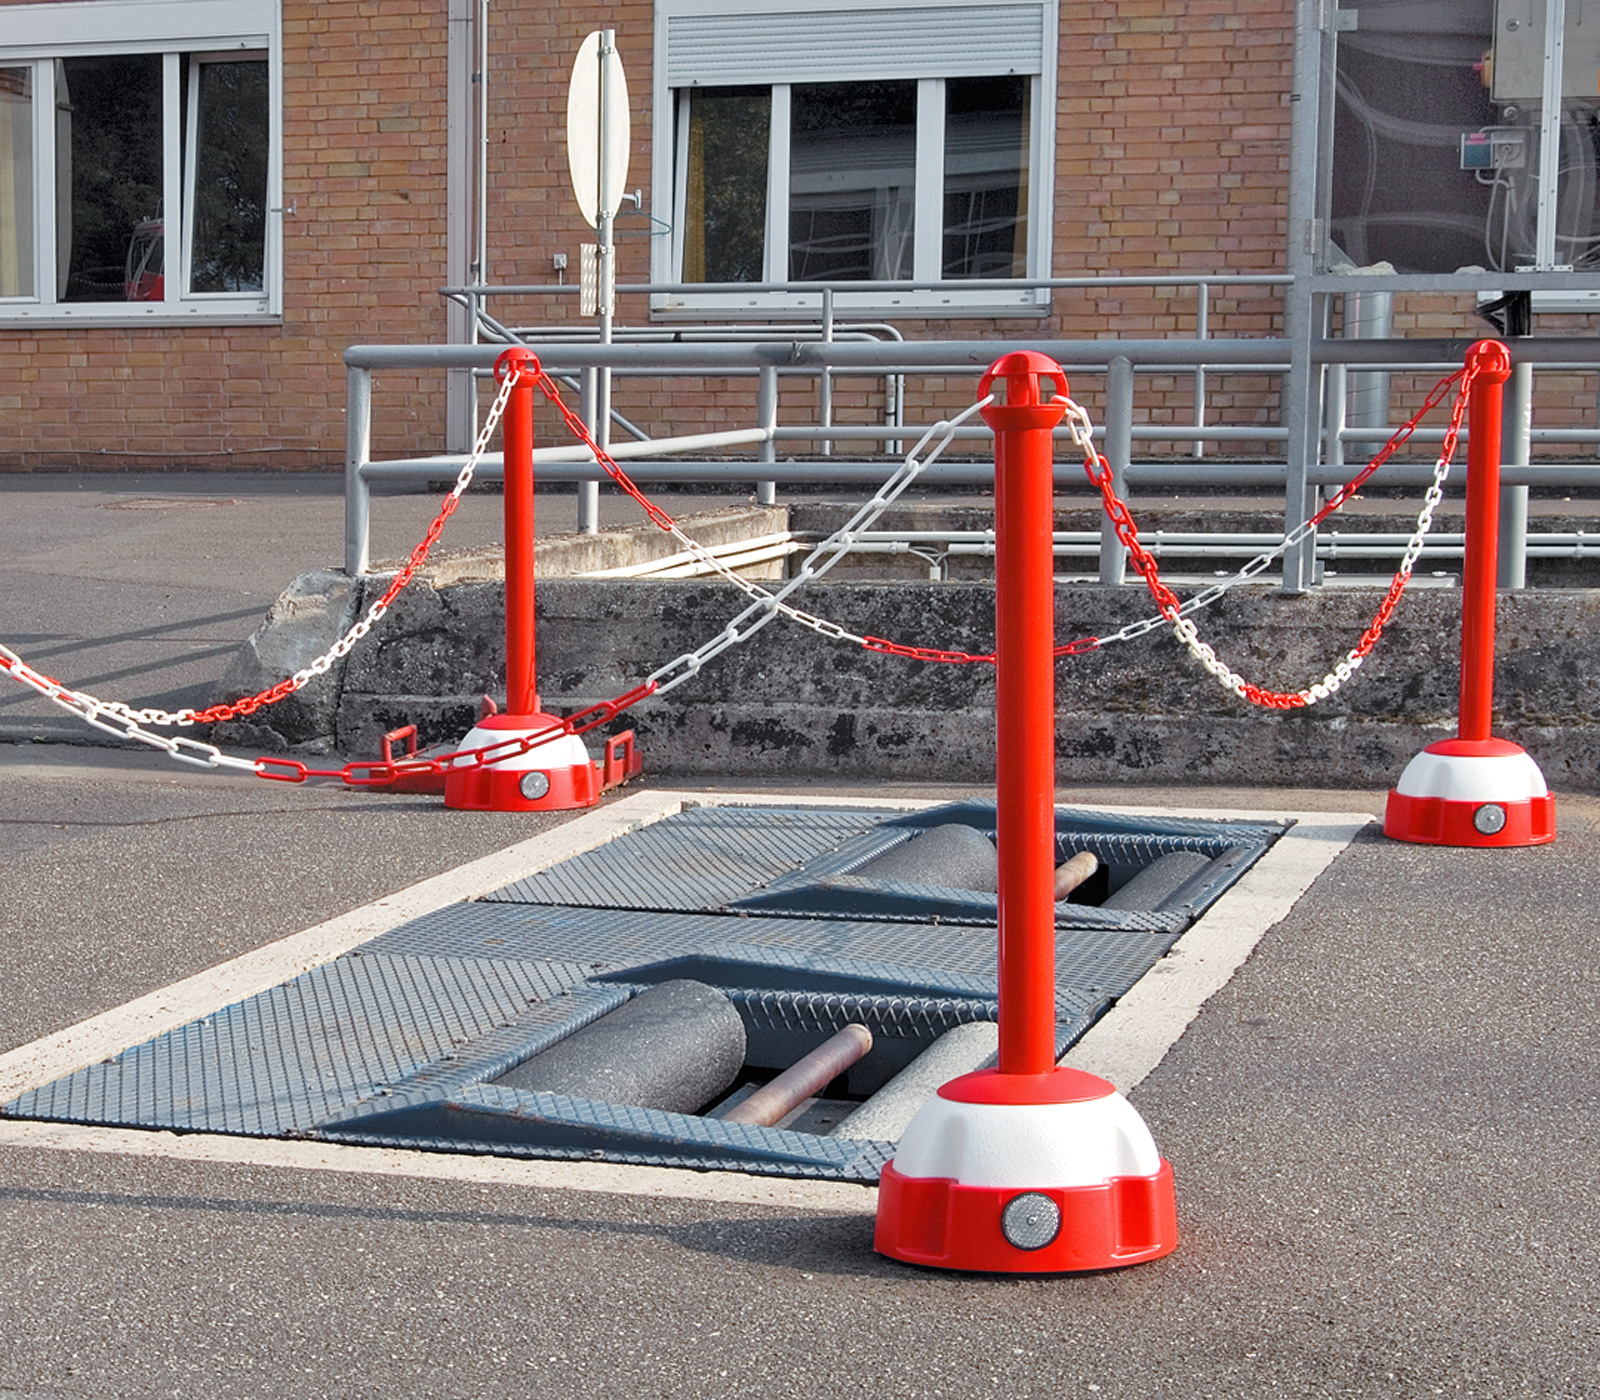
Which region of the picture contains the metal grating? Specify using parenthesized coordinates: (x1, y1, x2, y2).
(7, 956, 600, 1136)
(2, 801, 1283, 1181)
(483, 805, 893, 910)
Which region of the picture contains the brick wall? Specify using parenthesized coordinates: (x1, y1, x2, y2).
(1, 0, 1578, 475)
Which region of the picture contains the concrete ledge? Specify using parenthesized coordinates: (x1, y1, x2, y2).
(213, 574, 1600, 791)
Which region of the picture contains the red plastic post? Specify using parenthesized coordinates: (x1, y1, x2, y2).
(1459, 340, 1513, 743)
(980, 352, 1069, 1077)
(496, 347, 540, 717)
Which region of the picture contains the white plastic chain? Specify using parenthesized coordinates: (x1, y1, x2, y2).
(639, 397, 992, 697)
(0, 370, 520, 761)
(0, 641, 259, 771)
(0, 392, 980, 762)
(1061, 398, 1456, 704)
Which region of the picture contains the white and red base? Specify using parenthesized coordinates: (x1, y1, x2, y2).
(874, 1066, 1178, 1274)
(442, 712, 641, 812)
(1384, 737, 1555, 847)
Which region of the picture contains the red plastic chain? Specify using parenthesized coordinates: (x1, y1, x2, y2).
(193, 462, 471, 724)
(244, 354, 1476, 786)
(1078, 361, 1477, 709)
(257, 680, 662, 786)
(859, 363, 1474, 672)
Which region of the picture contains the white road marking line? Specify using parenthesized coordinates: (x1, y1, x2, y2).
(0, 790, 1365, 1206)
(1059, 812, 1372, 1089)
(0, 788, 686, 1105)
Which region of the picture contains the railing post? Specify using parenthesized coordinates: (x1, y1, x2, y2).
(1192, 281, 1208, 459)
(1099, 356, 1132, 586)
(344, 363, 373, 576)
(757, 364, 778, 506)
(820, 288, 835, 458)
(578, 369, 600, 533)
(1498, 358, 1531, 589)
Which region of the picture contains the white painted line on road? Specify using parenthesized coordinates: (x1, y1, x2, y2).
(0, 789, 688, 1105)
(0, 789, 1368, 1207)
(0, 1119, 877, 1213)
(1059, 811, 1372, 1090)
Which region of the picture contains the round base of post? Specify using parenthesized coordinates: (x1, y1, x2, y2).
(1384, 737, 1555, 847)
(443, 714, 601, 813)
(874, 1068, 1178, 1273)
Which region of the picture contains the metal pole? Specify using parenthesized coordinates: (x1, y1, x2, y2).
(981, 351, 1068, 1078)
(1325, 361, 1348, 470)
(1460, 341, 1512, 743)
(1099, 356, 1132, 586)
(756, 365, 778, 507)
(1498, 359, 1532, 589)
(820, 287, 834, 457)
(344, 364, 373, 576)
(578, 369, 599, 533)
(1281, 0, 1330, 593)
(1536, 0, 1568, 269)
(588, 28, 618, 537)
(1192, 281, 1208, 460)
(497, 347, 539, 716)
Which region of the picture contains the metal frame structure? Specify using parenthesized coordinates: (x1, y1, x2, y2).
(344, 332, 1600, 581)
(1283, 0, 1600, 589)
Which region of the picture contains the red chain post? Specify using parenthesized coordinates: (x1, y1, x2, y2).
(499, 347, 540, 717)
(1458, 339, 1511, 743)
(438, 348, 643, 811)
(874, 351, 1178, 1274)
(981, 351, 1069, 1077)
(1384, 339, 1555, 847)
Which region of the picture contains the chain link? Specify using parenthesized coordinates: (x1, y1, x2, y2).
(73, 368, 522, 732)
(1, 349, 1481, 784)
(1060, 362, 1476, 707)
(0, 641, 258, 771)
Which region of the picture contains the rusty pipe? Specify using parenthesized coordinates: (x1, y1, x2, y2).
(1054, 851, 1099, 901)
(720, 1024, 874, 1127)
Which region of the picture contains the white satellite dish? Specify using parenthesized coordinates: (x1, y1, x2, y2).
(566, 30, 630, 229)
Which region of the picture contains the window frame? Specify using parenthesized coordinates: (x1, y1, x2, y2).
(0, 0, 281, 325)
(650, 0, 1057, 318)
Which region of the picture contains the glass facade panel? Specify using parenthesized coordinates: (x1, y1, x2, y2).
(789, 80, 917, 281)
(189, 58, 268, 293)
(942, 74, 1029, 278)
(682, 85, 769, 283)
(0, 66, 32, 298)
(60, 53, 163, 302)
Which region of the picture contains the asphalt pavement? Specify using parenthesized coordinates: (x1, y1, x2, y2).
(1, 471, 1598, 1399)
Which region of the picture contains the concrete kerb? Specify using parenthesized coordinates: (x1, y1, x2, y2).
(0, 788, 1368, 1211)
(211, 566, 1600, 792)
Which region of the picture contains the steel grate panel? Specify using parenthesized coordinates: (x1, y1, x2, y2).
(2, 802, 1282, 1181)
(368, 904, 1178, 994)
(725, 988, 999, 1038)
(483, 806, 894, 910)
(5, 955, 598, 1135)
(317, 1083, 894, 1180)
(315, 1124, 897, 1182)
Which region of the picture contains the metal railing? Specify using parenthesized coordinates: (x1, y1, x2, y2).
(343, 333, 1600, 587)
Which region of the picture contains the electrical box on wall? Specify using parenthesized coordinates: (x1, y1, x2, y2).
(1492, 0, 1600, 101)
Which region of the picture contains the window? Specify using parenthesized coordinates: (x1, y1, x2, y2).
(652, 0, 1056, 315)
(0, 0, 279, 322)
